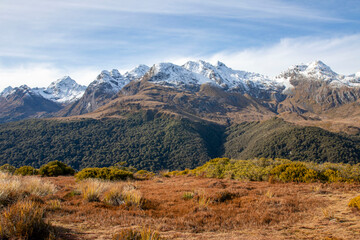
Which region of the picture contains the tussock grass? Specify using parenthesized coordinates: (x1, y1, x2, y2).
(78, 179, 109, 202)
(77, 179, 145, 208)
(112, 228, 165, 240)
(0, 200, 54, 239)
(182, 192, 194, 200)
(0, 172, 56, 207)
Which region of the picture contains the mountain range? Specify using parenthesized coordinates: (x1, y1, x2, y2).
(1, 59, 360, 170)
(1, 60, 359, 133)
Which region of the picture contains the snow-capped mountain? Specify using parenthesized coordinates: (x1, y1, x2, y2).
(183, 60, 282, 92)
(1, 77, 86, 104)
(60, 65, 151, 116)
(34, 76, 86, 103)
(144, 60, 284, 100)
(276, 60, 360, 90)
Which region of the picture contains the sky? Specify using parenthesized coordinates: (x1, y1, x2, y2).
(0, 0, 360, 91)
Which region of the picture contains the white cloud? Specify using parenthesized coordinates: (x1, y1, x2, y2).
(1, 34, 360, 93)
(207, 34, 360, 77)
(0, 64, 100, 91)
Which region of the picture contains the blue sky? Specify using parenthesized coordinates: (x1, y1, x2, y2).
(0, 0, 360, 90)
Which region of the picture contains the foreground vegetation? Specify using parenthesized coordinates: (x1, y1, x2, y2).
(0, 115, 359, 171)
(1, 158, 360, 239)
(167, 158, 360, 183)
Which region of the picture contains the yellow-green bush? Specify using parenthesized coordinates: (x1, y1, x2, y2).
(14, 166, 38, 176)
(188, 158, 360, 183)
(39, 161, 75, 177)
(75, 167, 133, 181)
(134, 170, 155, 180)
(270, 163, 318, 183)
(348, 196, 360, 210)
(192, 158, 230, 178)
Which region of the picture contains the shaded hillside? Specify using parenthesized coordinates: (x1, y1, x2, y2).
(0, 87, 62, 123)
(224, 118, 360, 164)
(0, 111, 224, 171)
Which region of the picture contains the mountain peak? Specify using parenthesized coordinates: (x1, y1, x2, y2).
(124, 64, 150, 80)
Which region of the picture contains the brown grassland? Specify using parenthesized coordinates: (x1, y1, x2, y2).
(8, 175, 357, 240)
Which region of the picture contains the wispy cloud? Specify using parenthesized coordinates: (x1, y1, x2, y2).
(207, 34, 360, 77)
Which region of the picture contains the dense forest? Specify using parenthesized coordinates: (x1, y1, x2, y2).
(0, 112, 359, 171)
(224, 118, 360, 164)
(0, 111, 224, 171)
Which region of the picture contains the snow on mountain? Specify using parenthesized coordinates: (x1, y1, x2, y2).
(183, 60, 282, 92)
(1, 77, 86, 104)
(33, 76, 87, 103)
(147, 62, 210, 88)
(124, 64, 150, 80)
(145, 60, 284, 99)
(276, 60, 360, 90)
(89, 69, 126, 93)
(89, 65, 150, 92)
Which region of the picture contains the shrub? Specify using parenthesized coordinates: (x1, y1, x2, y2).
(0, 200, 54, 239)
(39, 161, 75, 177)
(75, 167, 133, 181)
(349, 196, 360, 210)
(112, 228, 165, 240)
(192, 158, 231, 178)
(270, 163, 318, 183)
(134, 170, 155, 180)
(14, 166, 38, 176)
(0, 164, 16, 174)
(323, 169, 343, 183)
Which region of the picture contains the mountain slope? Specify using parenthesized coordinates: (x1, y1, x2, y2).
(0, 85, 62, 123)
(59, 65, 150, 116)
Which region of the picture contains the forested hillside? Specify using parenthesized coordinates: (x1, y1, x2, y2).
(0, 114, 359, 171)
(0, 111, 224, 170)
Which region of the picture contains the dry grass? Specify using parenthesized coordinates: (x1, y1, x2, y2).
(112, 228, 165, 240)
(27, 176, 360, 239)
(0, 172, 56, 207)
(0, 200, 54, 239)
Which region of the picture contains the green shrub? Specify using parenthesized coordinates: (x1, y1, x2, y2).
(270, 163, 318, 183)
(14, 166, 38, 176)
(39, 161, 75, 177)
(192, 158, 230, 178)
(0, 164, 16, 174)
(349, 196, 360, 210)
(134, 170, 155, 180)
(322, 169, 343, 183)
(75, 167, 133, 181)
